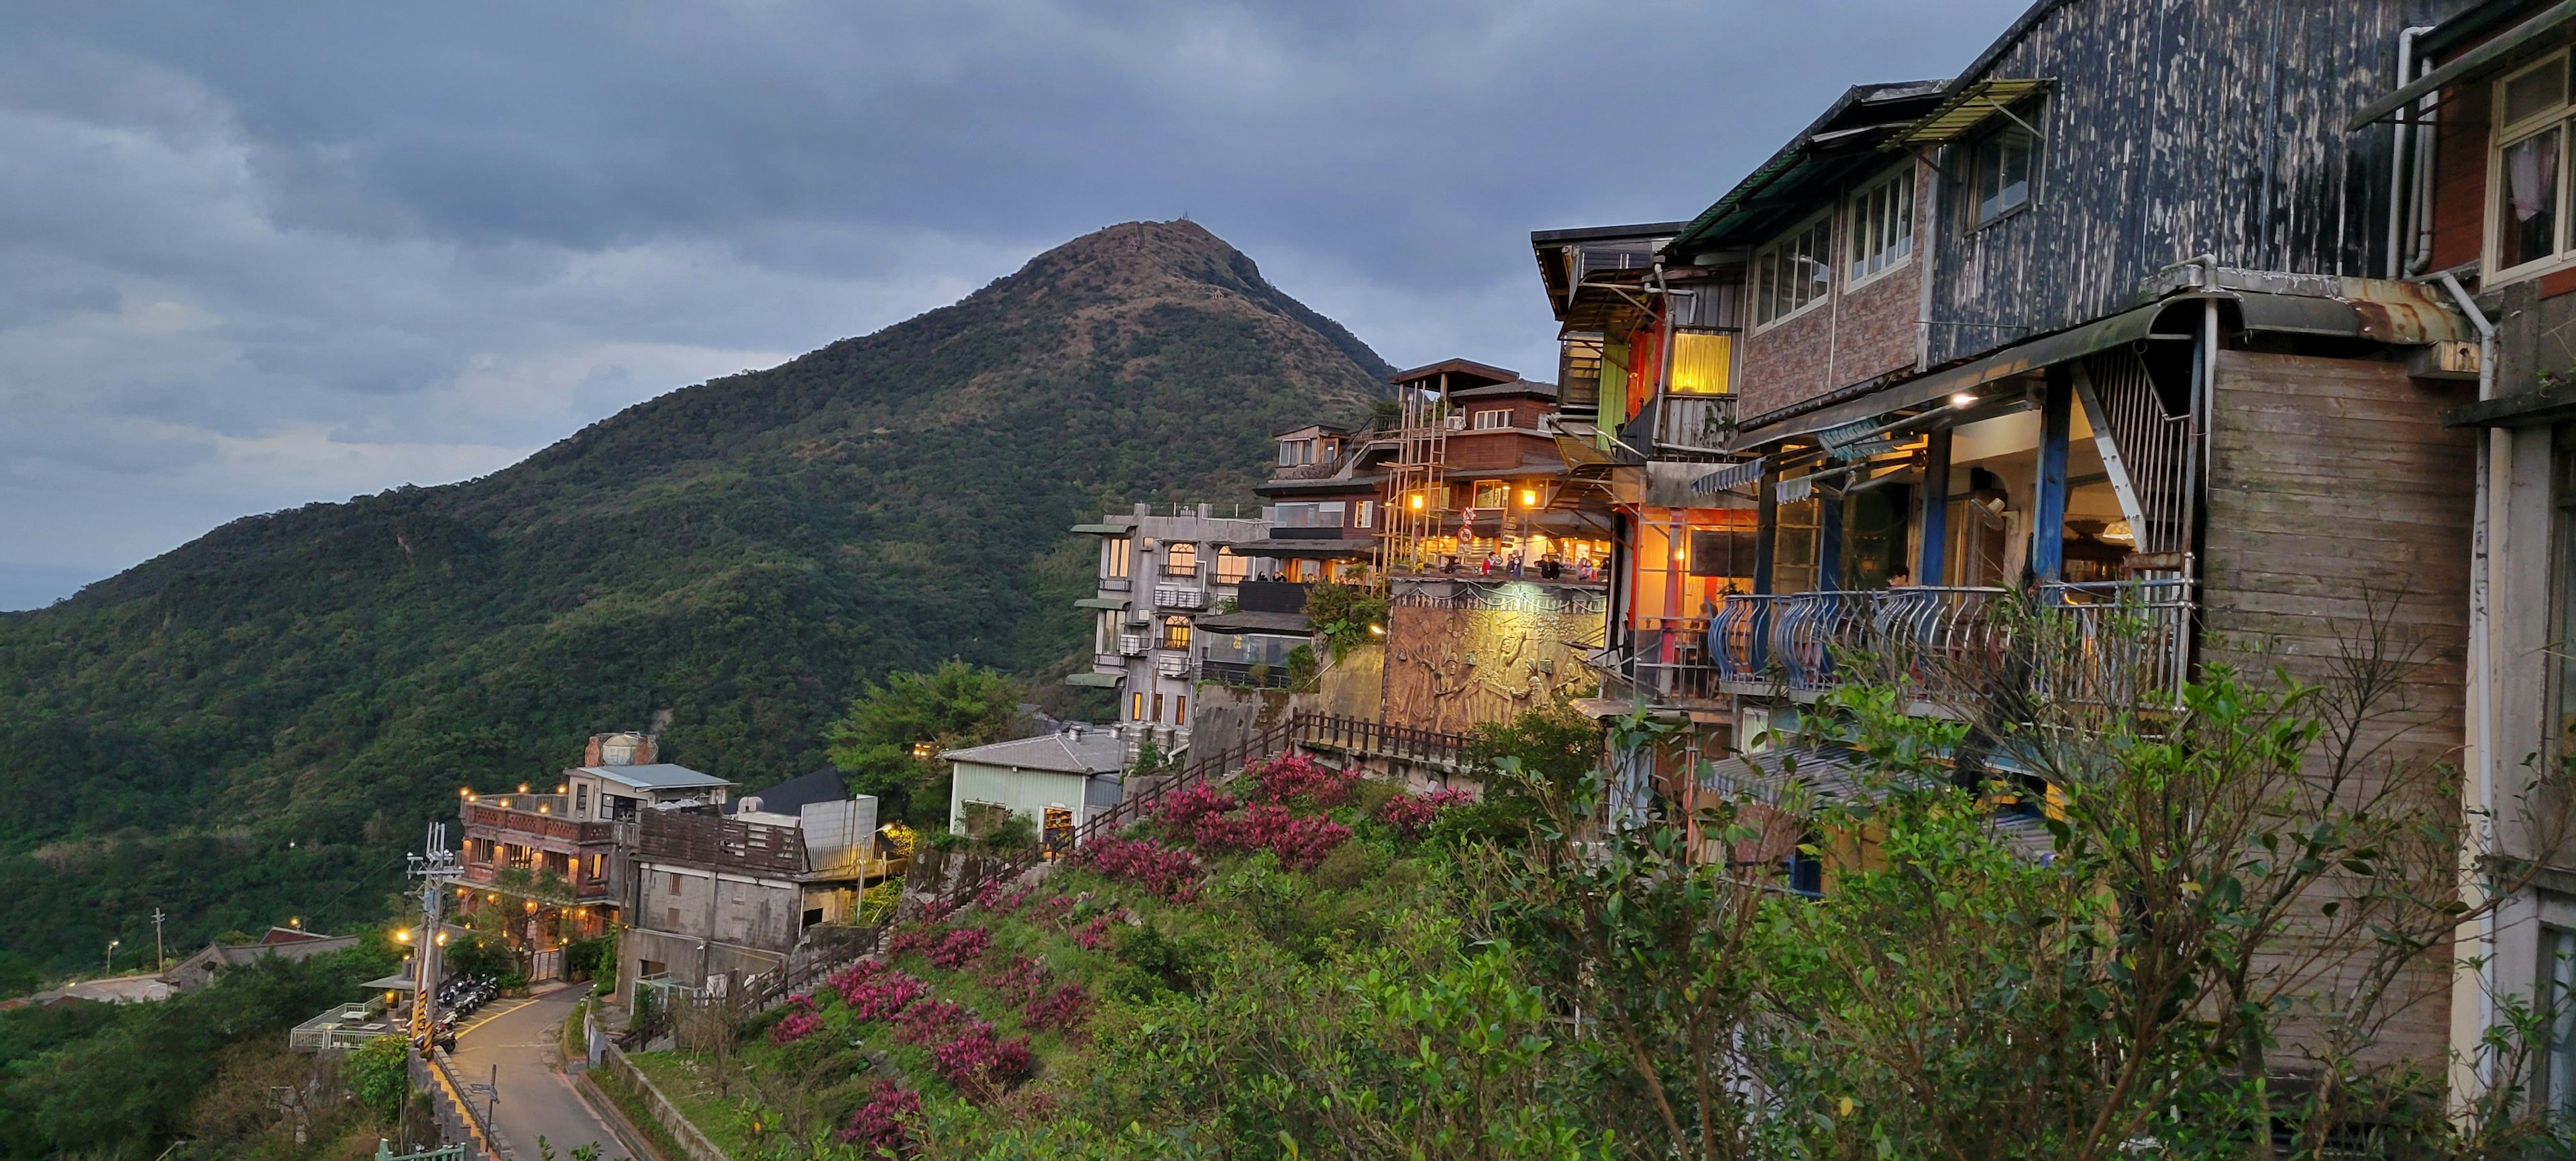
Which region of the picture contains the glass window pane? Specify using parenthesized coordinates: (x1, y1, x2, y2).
(2506, 56, 2570, 126)
(2502, 128, 2563, 268)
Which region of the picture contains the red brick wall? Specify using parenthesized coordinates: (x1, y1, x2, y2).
(1733, 166, 1927, 420)
(1446, 432, 1548, 471)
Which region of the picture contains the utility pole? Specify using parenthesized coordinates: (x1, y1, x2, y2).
(406, 822, 462, 1047)
(150, 908, 166, 972)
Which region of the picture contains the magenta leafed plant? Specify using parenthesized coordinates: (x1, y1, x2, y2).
(983, 955, 1050, 1007)
(1246, 753, 1358, 807)
(1067, 837, 1203, 901)
(1156, 781, 1235, 825)
(1071, 914, 1117, 950)
(769, 997, 823, 1044)
(893, 997, 970, 1045)
(973, 882, 1031, 913)
(1375, 786, 1477, 838)
(1193, 803, 1351, 870)
(1022, 982, 1092, 1033)
(839, 1080, 921, 1156)
(835, 968, 929, 1023)
(926, 926, 992, 970)
(931, 1020, 1037, 1103)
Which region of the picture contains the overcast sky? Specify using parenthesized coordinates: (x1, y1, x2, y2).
(0, 0, 2031, 610)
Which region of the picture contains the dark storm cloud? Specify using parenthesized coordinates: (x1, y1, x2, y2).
(0, 0, 2033, 607)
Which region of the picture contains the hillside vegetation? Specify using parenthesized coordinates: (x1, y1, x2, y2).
(0, 220, 1390, 972)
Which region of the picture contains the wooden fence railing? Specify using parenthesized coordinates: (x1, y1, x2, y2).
(923, 713, 1475, 917)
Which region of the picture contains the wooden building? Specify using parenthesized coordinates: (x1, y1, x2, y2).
(1535, 0, 2488, 1073)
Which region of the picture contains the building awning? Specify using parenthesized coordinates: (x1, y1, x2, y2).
(362, 974, 419, 991)
(1894, 77, 2054, 144)
(1230, 538, 1379, 559)
(1074, 597, 1129, 610)
(1732, 298, 2174, 448)
(1195, 610, 1313, 635)
(1733, 284, 2473, 449)
(1068, 523, 1131, 535)
(1689, 460, 1766, 497)
(1062, 672, 1122, 689)
(2351, 0, 2576, 129)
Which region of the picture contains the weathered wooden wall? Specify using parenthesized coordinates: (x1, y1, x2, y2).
(1925, 0, 2471, 367)
(2203, 349, 2475, 1068)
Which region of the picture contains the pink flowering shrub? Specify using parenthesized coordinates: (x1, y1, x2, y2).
(925, 926, 992, 970)
(973, 882, 1030, 913)
(1068, 837, 1202, 901)
(892, 997, 969, 1045)
(1246, 754, 1357, 807)
(1022, 982, 1091, 1033)
(1375, 787, 1479, 838)
(769, 998, 822, 1045)
(1155, 782, 1235, 825)
(839, 1080, 920, 1156)
(883, 926, 936, 958)
(1071, 914, 1117, 950)
(931, 1021, 1036, 1103)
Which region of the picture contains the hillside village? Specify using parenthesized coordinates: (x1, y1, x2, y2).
(22, 1, 2576, 1158)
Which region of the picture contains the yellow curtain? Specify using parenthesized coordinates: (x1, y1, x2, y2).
(1668, 332, 1732, 395)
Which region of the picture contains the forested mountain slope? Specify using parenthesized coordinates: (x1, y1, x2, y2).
(0, 220, 1390, 971)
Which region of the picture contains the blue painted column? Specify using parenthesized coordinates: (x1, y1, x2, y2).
(2032, 368, 2073, 583)
(1753, 465, 1778, 596)
(1917, 427, 1951, 585)
(1817, 483, 1845, 591)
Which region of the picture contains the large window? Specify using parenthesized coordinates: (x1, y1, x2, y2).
(1215, 546, 1250, 584)
(1102, 537, 1132, 580)
(2498, 54, 2574, 275)
(1161, 615, 1192, 650)
(1163, 542, 1198, 576)
(1755, 213, 1833, 327)
(1470, 480, 1510, 510)
(1971, 121, 2036, 224)
(1277, 438, 1316, 466)
(2543, 925, 2576, 1119)
(1849, 168, 1915, 282)
(1472, 408, 1512, 430)
(1354, 500, 1374, 529)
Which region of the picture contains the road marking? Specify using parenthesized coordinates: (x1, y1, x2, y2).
(450, 997, 535, 1040)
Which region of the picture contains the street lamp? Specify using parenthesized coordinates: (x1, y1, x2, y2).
(105, 939, 119, 976)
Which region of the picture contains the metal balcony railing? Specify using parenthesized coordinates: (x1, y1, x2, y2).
(1155, 585, 1206, 610)
(1625, 578, 2195, 711)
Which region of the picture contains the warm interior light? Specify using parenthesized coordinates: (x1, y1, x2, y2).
(1949, 392, 1976, 407)
(1519, 489, 1539, 506)
(1409, 493, 1424, 510)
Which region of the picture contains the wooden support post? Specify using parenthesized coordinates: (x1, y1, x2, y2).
(1918, 427, 1951, 585)
(2033, 366, 2074, 583)
(1817, 484, 1844, 591)
(1754, 465, 1779, 595)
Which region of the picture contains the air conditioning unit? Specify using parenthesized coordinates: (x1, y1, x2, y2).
(1118, 634, 1150, 656)
(1155, 654, 1191, 677)
(1444, 415, 1467, 432)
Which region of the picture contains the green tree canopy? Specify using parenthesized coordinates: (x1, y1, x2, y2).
(826, 660, 1028, 827)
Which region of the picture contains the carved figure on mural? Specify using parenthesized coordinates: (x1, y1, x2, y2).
(1384, 593, 1607, 733)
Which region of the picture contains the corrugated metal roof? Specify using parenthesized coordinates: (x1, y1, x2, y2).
(943, 730, 1128, 776)
(1894, 77, 2054, 144)
(576, 763, 735, 791)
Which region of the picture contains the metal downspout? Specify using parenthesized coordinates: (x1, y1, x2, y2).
(2390, 27, 2434, 279)
(2440, 270, 2498, 1097)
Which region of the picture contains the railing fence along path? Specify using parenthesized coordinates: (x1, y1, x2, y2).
(924, 713, 1474, 917)
(1698, 576, 2194, 707)
(411, 1048, 508, 1161)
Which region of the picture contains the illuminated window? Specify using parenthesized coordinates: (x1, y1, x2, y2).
(1668, 332, 1732, 395)
(1161, 615, 1192, 650)
(1163, 542, 1198, 576)
(1471, 480, 1509, 509)
(1174, 695, 1186, 724)
(1131, 692, 1145, 721)
(1216, 547, 1250, 583)
(1102, 537, 1132, 579)
(1152, 693, 1165, 722)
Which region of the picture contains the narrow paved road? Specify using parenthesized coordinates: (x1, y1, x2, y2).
(449, 986, 636, 1160)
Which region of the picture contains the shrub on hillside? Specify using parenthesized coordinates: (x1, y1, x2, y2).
(1244, 754, 1356, 807)
(1067, 838, 1202, 901)
(892, 998, 969, 1046)
(839, 1080, 920, 1156)
(1374, 787, 1479, 838)
(931, 1021, 1036, 1103)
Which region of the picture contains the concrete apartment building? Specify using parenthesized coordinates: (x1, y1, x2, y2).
(1070, 502, 1268, 754)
